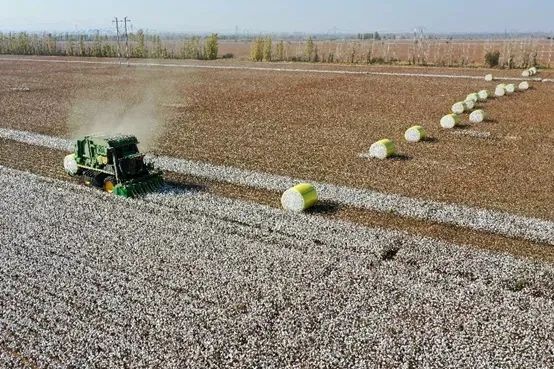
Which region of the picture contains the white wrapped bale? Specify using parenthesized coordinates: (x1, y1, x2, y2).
(440, 114, 461, 129)
(451, 101, 468, 114)
(530, 67, 537, 75)
(518, 81, 529, 91)
(469, 109, 487, 123)
(478, 90, 489, 101)
(464, 99, 476, 110)
(485, 74, 493, 81)
(369, 139, 396, 159)
(466, 93, 479, 102)
(495, 84, 506, 97)
(281, 183, 318, 212)
(404, 126, 426, 143)
(522, 70, 530, 77)
(505, 84, 515, 94)
(63, 154, 79, 175)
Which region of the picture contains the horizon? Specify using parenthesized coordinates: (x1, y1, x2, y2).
(0, 29, 552, 38)
(1, 0, 553, 35)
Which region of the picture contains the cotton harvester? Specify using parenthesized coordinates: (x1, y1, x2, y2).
(63, 134, 163, 197)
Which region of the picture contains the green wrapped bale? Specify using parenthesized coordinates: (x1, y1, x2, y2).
(369, 139, 396, 159)
(281, 183, 318, 212)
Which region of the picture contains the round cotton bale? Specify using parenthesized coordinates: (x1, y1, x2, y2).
(464, 99, 476, 110)
(469, 109, 487, 123)
(530, 67, 537, 75)
(63, 154, 79, 175)
(518, 81, 529, 91)
(369, 139, 396, 159)
(495, 84, 506, 97)
(522, 69, 530, 77)
(440, 114, 461, 129)
(466, 93, 479, 103)
(404, 126, 426, 143)
(477, 90, 489, 101)
(451, 101, 467, 114)
(505, 84, 515, 94)
(281, 183, 318, 212)
(485, 74, 493, 81)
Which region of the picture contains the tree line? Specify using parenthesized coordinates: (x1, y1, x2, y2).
(250, 36, 320, 62)
(0, 31, 546, 67)
(249, 36, 545, 67)
(0, 31, 219, 60)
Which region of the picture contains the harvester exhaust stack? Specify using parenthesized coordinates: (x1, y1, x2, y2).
(63, 134, 163, 197)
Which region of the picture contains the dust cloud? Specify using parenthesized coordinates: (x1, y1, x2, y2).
(67, 73, 176, 150)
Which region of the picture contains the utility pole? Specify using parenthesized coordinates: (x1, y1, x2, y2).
(113, 17, 123, 61)
(548, 32, 554, 68)
(123, 17, 131, 65)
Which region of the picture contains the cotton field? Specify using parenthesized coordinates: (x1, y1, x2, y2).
(1, 56, 553, 368)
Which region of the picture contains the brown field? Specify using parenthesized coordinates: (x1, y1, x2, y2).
(1, 56, 553, 257)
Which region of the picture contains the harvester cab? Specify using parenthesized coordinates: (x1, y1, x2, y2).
(63, 134, 163, 197)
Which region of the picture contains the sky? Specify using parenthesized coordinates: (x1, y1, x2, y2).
(0, 0, 553, 34)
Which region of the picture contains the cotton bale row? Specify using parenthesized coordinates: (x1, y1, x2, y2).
(366, 72, 531, 164)
(496, 81, 529, 96)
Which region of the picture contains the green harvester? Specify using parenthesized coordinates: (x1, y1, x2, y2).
(63, 134, 163, 197)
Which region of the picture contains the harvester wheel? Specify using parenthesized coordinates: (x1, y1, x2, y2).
(82, 171, 95, 187)
(82, 171, 103, 187)
(103, 177, 116, 193)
